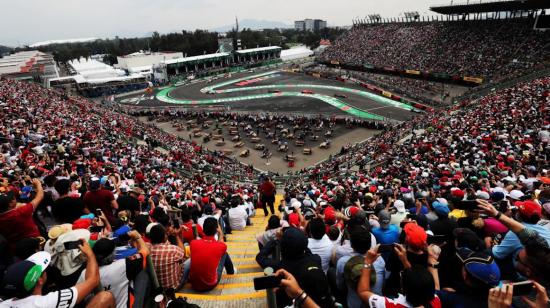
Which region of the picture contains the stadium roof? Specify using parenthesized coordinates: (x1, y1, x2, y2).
(236, 46, 281, 54)
(430, 0, 550, 14)
(163, 52, 230, 65)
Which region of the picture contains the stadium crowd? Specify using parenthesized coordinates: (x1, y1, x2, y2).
(320, 19, 550, 80)
(0, 71, 548, 308)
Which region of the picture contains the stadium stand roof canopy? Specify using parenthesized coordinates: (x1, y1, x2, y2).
(163, 52, 230, 65)
(235, 46, 281, 55)
(430, 0, 550, 14)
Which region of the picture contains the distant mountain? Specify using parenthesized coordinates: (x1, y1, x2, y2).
(211, 19, 291, 32)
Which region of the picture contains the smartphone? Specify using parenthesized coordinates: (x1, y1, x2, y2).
(454, 200, 479, 211)
(512, 280, 534, 296)
(378, 244, 395, 253)
(96, 209, 102, 217)
(173, 220, 180, 229)
(253, 275, 282, 290)
(90, 225, 104, 233)
(64, 240, 82, 250)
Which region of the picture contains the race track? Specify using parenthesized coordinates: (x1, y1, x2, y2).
(156, 70, 419, 121)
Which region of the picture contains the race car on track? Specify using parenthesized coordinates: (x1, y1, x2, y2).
(301, 89, 314, 94)
(268, 89, 281, 93)
(334, 93, 348, 98)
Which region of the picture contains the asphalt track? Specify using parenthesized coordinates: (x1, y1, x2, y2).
(121, 68, 419, 122)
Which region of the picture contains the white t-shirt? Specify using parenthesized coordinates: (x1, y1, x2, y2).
(308, 235, 334, 272)
(0, 287, 78, 308)
(77, 253, 144, 308)
(228, 206, 248, 231)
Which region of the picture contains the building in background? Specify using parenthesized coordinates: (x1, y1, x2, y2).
(115, 51, 183, 78)
(294, 19, 327, 32)
(0, 50, 58, 84)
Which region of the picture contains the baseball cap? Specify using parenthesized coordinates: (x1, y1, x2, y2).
(378, 210, 391, 227)
(92, 238, 116, 262)
(2, 251, 51, 296)
(456, 247, 500, 286)
(516, 200, 542, 219)
(509, 190, 525, 201)
(404, 223, 427, 250)
(344, 206, 360, 218)
(393, 200, 406, 213)
(344, 256, 376, 289)
(72, 218, 92, 230)
(432, 201, 450, 216)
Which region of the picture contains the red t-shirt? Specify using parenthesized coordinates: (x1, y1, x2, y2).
(181, 222, 205, 243)
(189, 236, 227, 291)
(83, 189, 116, 223)
(0, 203, 40, 248)
(260, 181, 275, 197)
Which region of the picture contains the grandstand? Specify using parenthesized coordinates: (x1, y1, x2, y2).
(1, 1, 550, 308)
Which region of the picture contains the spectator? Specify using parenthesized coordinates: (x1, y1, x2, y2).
(1, 242, 115, 307)
(228, 196, 249, 231)
(149, 224, 188, 291)
(189, 217, 235, 291)
(83, 177, 118, 224)
(53, 179, 88, 224)
(0, 179, 44, 250)
(307, 218, 333, 273)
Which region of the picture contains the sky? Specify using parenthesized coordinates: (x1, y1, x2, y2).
(0, 0, 445, 46)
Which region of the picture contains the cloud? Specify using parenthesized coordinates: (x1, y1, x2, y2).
(0, 0, 440, 46)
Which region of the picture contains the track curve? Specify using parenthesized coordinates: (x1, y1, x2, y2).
(156, 70, 417, 120)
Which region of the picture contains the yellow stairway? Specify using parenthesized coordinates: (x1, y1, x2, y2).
(176, 196, 282, 307)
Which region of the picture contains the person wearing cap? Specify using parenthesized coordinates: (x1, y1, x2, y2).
(371, 210, 400, 246)
(336, 224, 386, 308)
(83, 177, 119, 224)
(491, 200, 550, 264)
(77, 230, 149, 308)
(477, 199, 550, 303)
(1, 241, 115, 307)
(358, 244, 441, 308)
(390, 200, 408, 231)
(0, 178, 44, 250)
(437, 247, 501, 307)
(384, 223, 429, 298)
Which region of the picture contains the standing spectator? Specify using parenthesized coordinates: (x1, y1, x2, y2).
(259, 177, 276, 216)
(189, 217, 235, 291)
(371, 210, 400, 245)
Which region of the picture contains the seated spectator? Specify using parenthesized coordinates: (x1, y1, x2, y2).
(0, 179, 44, 250)
(180, 209, 204, 243)
(53, 179, 88, 224)
(307, 218, 333, 273)
(83, 177, 118, 224)
(149, 224, 189, 291)
(1, 242, 115, 307)
(228, 196, 249, 231)
(256, 227, 322, 306)
(78, 230, 149, 308)
(189, 217, 235, 291)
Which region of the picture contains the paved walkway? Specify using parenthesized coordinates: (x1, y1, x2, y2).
(175, 196, 283, 307)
